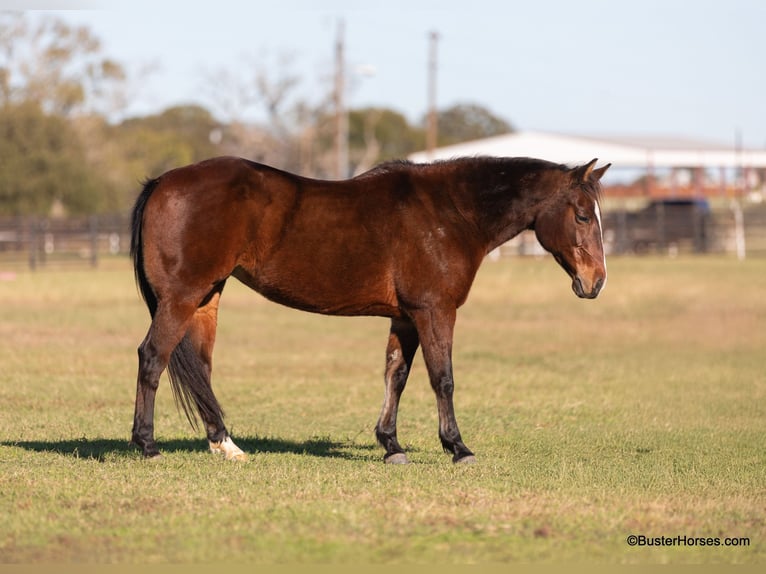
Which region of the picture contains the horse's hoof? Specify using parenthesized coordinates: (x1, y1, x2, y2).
(454, 454, 477, 464)
(384, 452, 409, 465)
(209, 436, 247, 462)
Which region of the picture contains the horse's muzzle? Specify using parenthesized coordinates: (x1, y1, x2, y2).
(572, 275, 605, 299)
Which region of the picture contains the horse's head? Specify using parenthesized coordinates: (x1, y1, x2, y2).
(534, 158, 610, 299)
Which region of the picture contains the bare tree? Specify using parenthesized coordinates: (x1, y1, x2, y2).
(200, 50, 335, 175)
(0, 12, 126, 117)
(352, 108, 382, 175)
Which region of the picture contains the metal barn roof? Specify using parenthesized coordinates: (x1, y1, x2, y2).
(408, 130, 766, 170)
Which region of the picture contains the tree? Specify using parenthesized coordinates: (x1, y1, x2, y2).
(0, 13, 127, 118)
(0, 13, 128, 215)
(120, 105, 224, 165)
(434, 102, 514, 146)
(69, 105, 229, 213)
(201, 51, 315, 172)
(348, 107, 424, 174)
(0, 102, 110, 215)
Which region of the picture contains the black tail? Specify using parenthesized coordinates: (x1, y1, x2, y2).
(130, 178, 224, 431)
(166, 334, 225, 431)
(130, 178, 160, 318)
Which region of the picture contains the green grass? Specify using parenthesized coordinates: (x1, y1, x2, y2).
(0, 256, 764, 564)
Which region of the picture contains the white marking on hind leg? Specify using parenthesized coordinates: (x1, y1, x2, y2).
(209, 436, 247, 461)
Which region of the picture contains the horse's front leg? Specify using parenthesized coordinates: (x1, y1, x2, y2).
(411, 306, 476, 463)
(375, 317, 419, 464)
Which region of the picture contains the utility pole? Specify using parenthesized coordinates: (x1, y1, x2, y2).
(334, 19, 348, 179)
(426, 30, 440, 159)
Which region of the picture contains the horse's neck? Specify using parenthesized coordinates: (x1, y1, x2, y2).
(483, 205, 536, 253)
(460, 169, 545, 254)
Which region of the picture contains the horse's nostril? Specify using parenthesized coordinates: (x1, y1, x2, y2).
(572, 277, 585, 297)
(588, 276, 606, 298)
(594, 277, 604, 292)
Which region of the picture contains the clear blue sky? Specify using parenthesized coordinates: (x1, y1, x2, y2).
(15, 0, 766, 148)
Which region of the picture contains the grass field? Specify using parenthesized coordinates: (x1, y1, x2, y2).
(0, 255, 764, 564)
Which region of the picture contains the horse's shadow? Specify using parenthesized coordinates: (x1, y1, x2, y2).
(3, 435, 379, 462)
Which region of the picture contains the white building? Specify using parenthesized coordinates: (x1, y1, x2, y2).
(409, 131, 766, 197)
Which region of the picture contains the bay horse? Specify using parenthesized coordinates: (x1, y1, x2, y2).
(130, 156, 609, 464)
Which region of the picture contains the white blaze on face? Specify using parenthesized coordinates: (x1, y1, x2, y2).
(594, 201, 607, 292)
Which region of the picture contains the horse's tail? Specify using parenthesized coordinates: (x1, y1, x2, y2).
(130, 178, 225, 431)
(167, 335, 225, 431)
(130, 178, 160, 318)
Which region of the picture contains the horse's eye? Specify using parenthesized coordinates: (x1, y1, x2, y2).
(575, 213, 590, 224)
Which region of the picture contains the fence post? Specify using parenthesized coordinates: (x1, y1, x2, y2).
(731, 199, 746, 261)
(656, 202, 668, 254)
(89, 215, 99, 267)
(15, 215, 24, 252)
(39, 219, 48, 267)
(692, 203, 707, 253)
(28, 217, 37, 271)
(615, 209, 628, 254)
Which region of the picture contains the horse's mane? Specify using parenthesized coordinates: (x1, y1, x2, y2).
(354, 156, 603, 202)
(445, 156, 604, 202)
(352, 159, 415, 179)
(358, 156, 558, 176)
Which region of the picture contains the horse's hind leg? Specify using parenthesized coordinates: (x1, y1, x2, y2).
(186, 285, 246, 461)
(375, 317, 419, 464)
(132, 300, 198, 458)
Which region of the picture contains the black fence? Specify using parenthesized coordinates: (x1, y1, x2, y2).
(602, 199, 766, 256)
(0, 214, 131, 269)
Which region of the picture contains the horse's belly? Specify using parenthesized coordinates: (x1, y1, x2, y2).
(232, 261, 400, 318)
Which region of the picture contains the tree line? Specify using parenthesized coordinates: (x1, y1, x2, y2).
(0, 13, 513, 217)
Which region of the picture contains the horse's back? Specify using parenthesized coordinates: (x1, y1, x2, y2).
(153, 156, 292, 204)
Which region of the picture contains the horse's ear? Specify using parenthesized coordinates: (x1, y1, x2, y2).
(591, 163, 611, 181)
(575, 158, 599, 183)
(574, 159, 610, 182)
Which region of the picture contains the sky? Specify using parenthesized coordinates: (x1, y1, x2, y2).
(9, 0, 766, 149)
